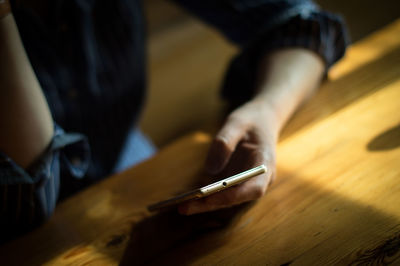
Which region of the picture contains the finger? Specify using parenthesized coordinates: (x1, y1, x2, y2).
(179, 173, 269, 215)
(205, 116, 248, 175)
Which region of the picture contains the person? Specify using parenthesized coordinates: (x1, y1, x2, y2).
(0, 0, 348, 241)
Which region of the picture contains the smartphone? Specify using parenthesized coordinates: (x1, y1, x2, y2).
(147, 164, 267, 212)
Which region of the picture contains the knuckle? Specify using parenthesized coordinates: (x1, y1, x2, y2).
(214, 136, 234, 154)
(227, 113, 245, 127)
(251, 147, 265, 160)
(251, 186, 265, 199)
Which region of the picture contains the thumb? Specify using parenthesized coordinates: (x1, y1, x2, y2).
(205, 117, 247, 175)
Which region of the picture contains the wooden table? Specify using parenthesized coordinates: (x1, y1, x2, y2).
(2, 20, 400, 266)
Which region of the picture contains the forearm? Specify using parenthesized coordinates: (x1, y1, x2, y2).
(0, 12, 53, 169)
(252, 48, 325, 134)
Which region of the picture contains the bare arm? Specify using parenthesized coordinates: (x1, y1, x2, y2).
(179, 48, 324, 214)
(253, 48, 324, 132)
(0, 7, 53, 169)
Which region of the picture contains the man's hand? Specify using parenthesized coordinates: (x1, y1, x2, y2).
(178, 48, 325, 215)
(178, 100, 278, 215)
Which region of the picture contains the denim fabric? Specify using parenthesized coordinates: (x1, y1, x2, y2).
(173, 0, 349, 105)
(173, 0, 319, 46)
(113, 128, 156, 173)
(222, 11, 349, 105)
(0, 125, 89, 242)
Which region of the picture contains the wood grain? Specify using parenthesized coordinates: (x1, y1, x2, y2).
(1, 19, 400, 266)
(280, 19, 400, 140)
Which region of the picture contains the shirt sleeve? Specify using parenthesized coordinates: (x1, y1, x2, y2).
(0, 124, 89, 243)
(170, 0, 349, 104)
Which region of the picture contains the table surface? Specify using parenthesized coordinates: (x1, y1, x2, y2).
(2, 20, 400, 266)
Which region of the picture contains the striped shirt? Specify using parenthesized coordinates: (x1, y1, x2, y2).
(0, 0, 348, 242)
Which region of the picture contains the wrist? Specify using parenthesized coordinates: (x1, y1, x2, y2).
(0, 0, 11, 20)
(252, 92, 288, 130)
(245, 98, 282, 140)
(251, 49, 325, 133)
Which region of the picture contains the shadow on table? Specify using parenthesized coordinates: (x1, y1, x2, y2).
(118, 170, 400, 265)
(367, 124, 400, 151)
(119, 203, 254, 265)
